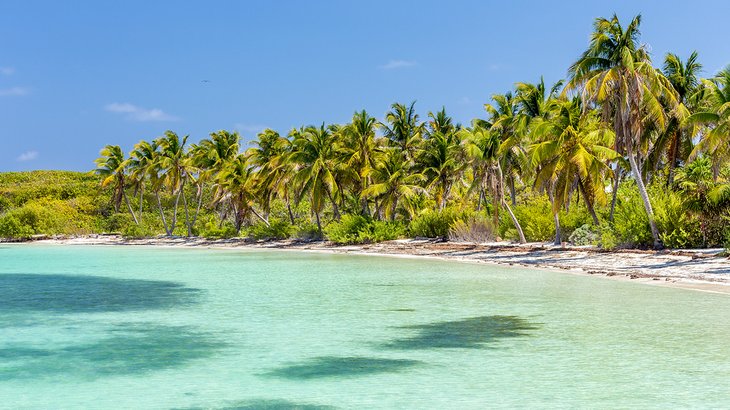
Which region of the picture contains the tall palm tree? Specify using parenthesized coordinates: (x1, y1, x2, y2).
(94, 145, 139, 225)
(567, 14, 678, 249)
(126, 140, 159, 222)
(338, 110, 380, 215)
(461, 124, 526, 243)
(154, 131, 190, 236)
(689, 67, 730, 179)
(381, 101, 424, 159)
(289, 124, 339, 234)
(361, 148, 426, 221)
(530, 98, 618, 244)
(647, 51, 702, 185)
(485, 92, 527, 206)
(213, 154, 267, 233)
(419, 108, 464, 210)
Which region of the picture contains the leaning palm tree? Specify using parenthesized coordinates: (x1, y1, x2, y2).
(94, 145, 139, 225)
(289, 124, 340, 235)
(688, 67, 730, 179)
(461, 124, 526, 243)
(567, 14, 679, 249)
(485, 92, 527, 206)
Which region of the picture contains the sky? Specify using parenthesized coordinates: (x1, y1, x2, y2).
(1, 0, 729, 171)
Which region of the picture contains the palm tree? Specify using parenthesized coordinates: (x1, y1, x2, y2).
(361, 148, 426, 221)
(126, 140, 159, 222)
(530, 98, 618, 244)
(213, 154, 267, 233)
(190, 130, 241, 230)
(485, 92, 527, 206)
(568, 14, 679, 249)
(461, 124, 526, 243)
(337, 110, 380, 216)
(94, 145, 139, 225)
(419, 108, 464, 210)
(289, 124, 340, 235)
(381, 101, 424, 159)
(647, 51, 702, 185)
(689, 67, 730, 179)
(154, 131, 190, 236)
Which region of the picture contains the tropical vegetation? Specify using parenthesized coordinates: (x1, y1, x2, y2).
(2, 14, 730, 249)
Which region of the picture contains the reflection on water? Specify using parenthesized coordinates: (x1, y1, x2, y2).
(0, 274, 201, 313)
(180, 399, 337, 410)
(264, 356, 422, 380)
(0, 323, 224, 380)
(383, 315, 539, 350)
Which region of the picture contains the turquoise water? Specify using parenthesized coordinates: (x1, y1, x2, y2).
(1, 245, 730, 409)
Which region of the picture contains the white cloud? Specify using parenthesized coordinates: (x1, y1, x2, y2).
(0, 67, 15, 75)
(458, 96, 472, 105)
(104, 102, 179, 122)
(379, 60, 417, 70)
(234, 123, 268, 134)
(0, 86, 29, 96)
(16, 150, 38, 162)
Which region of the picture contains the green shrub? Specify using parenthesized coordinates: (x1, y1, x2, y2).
(294, 221, 322, 240)
(612, 185, 653, 247)
(198, 216, 238, 239)
(409, 208, 461, 238)
(0, 214, 34, 239)
(357, 220, 406, 243)
(598, 223, 619, 250)
(325, 214, 369, 244)
(121, 222, 157, 239)
(249, 219, 292, 240)
(568, 224, 599, 246)
(511, 195, 554, 242)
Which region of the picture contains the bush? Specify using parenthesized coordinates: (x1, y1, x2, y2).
(198, 216, 238, 239)
(598, 223, 620, 250)
(409, 208, 462, 238)
(612, 185, 653, 247)
(568, 224, 599, 246)
(294, 221, 322, 240)
(357, 220, 406, 243)
(510, 195, 554, 242)
(248, 219, 292, 240)
(0, 214, 34, 239)
(449, 214, 496, 242)
(121, 222, 157, 239)
(325, 214, 369, 244)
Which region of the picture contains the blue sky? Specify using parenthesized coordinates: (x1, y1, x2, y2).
(1, 0, 728, 171)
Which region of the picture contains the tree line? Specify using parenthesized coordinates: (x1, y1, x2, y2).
(94, 14, 730, 249)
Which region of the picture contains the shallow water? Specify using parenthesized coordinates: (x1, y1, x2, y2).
(1, 245, 729, 409)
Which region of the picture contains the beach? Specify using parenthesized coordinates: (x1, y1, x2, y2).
(18, 235, 730, 294)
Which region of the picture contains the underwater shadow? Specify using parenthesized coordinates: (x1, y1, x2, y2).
(179, 399, 337, 410)
(0, 323, 224, 380)
(0, 273, 201, 313)
(382, 315, 539, 350)
(263, 356, 422, 380)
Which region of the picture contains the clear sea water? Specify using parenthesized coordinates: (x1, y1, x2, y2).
(1, 244, 730, 409)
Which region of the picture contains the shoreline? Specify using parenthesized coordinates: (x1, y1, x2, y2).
(9, 235, 730, 295)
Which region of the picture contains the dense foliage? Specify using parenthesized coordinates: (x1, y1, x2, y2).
(3, 14, 730, 249)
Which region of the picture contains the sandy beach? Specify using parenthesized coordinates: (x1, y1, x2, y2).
(11, 235, 729, 295)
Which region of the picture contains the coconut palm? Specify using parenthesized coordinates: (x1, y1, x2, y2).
(419, 108, 464, 210)
(154, 131, 191, 236)
(94, 145, 139, 224)
(289, 124, 339, 234)
(461, 124, 526, 243)
(530, 98, 618, 244)
(125, 140, 160, 222)
(485, 92, 527, 206)
(567, 14, 679, 249)
(361, 148, 426, 221)
(213, 154, 267, 233)
(689, 67, 730, 179)
(646, 51, 702, 184)
(337, 110, 380, 215)
(381, 101, 424, 159)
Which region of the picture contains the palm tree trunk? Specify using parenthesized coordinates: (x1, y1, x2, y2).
(390, 197, 398, 222)
(251, 207, 270, 227)
(138, 183, 144, 222)
(609, 167, 622, 222)
(577, 178, 600, 226)
(497, 163, 525, 243)
(170, 187, 183, 236)
(327, 190, 340, 220)
(628, 149, 663, 249)
(123, 190, 139, 225)
(509, 176, 516, 206)
(155, 191, 170, 235)
(548, 187, 560, 246)
(182, 187, 192, 237)
(191, 185, 204, 234)
(666, 129, 680, 187)
(315, 211, 322, 237)
(285, 194, 295, 224)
